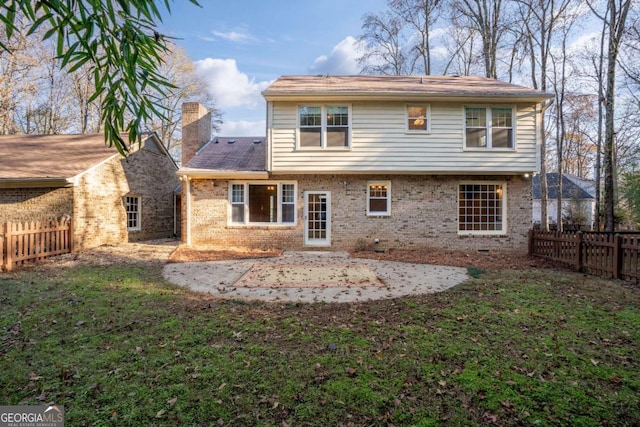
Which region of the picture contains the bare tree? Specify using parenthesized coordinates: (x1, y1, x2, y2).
(514, 0, 579, 231)
(0, 16, 36, 134)
(390, 0, 443, 74)
(589, 0, 634, 231)
(561, 95, 598, 179)
(359, 10, 412, 75)
(442, 26, 483, 75)
(143, 45, 222, 159)
(359, 0, 444, 75)
(451, 0, 508, 78)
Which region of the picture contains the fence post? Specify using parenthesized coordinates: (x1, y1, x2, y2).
(5, 222, 12, 272)
(613, 234, 622, 280)
(575, 231, 583, 272)
(69, 218, 74, 254)
(1, 223, 5, 271)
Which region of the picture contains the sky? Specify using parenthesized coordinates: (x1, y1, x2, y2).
(159, 0, 387, 137)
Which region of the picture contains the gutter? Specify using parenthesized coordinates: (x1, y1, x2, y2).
(182, 175, 192, 246)
(176, 168, 270, 180)
(0, 177, 75, 188)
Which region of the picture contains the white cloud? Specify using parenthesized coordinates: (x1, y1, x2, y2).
(194, 58, 272, 109)
(219, 120, 266, 137)
(212, 30, 257, 43)
(309, 36, 364, 75)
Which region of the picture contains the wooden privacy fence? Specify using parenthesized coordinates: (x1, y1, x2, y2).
(1, 219, 73, 271)
(529, 230, 640, 282)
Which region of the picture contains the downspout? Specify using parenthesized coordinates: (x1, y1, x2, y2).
(183, 175, 192, 246)
(266, 101, 273, 172)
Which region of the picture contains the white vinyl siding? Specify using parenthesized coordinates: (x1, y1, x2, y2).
(270, 101, 538, 174)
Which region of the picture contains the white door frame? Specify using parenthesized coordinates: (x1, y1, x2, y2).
(304, 191, 331, 246)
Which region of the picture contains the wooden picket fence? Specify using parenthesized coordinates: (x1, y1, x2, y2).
(529, 230, 640, 282)
(0, 219, 73, 271)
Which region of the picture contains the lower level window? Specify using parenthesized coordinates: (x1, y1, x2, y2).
(458, 183, 505, 234)
(367, 181, 391, 216)
(230, 182, 296, 225)
(125, 196, 141, 231)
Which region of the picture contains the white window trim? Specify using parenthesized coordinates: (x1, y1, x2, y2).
(457, 181, 507, 236)
(125, 195, 141, 232)
(367, 181, 391, 216)
(406, 104, 431, 133)
(228, 181, 297, 226)
(463, 105, 516, 151)
(296, 104, 352, 150)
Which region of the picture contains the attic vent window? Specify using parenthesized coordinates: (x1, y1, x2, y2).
(227, 140, 235, 144)
(253, 140, 262, 144)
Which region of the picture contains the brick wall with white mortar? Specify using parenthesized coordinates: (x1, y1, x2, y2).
(0, 187, 73, 223)
(184, 174, 532, 252)
(73, 148, 179, 250)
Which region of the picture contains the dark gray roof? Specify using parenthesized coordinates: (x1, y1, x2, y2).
(185, 137, 266, 171)
(532, 173, 595, 200)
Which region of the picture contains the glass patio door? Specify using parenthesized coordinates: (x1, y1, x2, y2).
(304, 191, 331, 246)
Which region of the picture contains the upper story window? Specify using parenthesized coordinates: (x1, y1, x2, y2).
(406, 104, 430, 132)
(229, 182, 297, 225)
(298, 105, 350, 149)
(465, 107, 514, 149)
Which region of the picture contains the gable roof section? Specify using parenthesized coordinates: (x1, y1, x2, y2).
(0, 134, 119, 187)
(532, 173, 595, 200)
(0, 133, 175, 188)
(263, 75, 554, 102)
(178, 137, 268, 179)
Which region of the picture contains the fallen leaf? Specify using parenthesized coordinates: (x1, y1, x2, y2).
(36, 391, 49, 401)
(591, 358, 599, 366)
(156, 409, 166, 418)
(345, 366, 357, 377)
(167, 397, 177, 406)
(28, 372, 42, 381)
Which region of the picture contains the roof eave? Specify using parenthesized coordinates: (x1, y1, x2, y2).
(177, 168, 270, 180)
(0, 177, 74, 188)
(263, 92, 554, 103)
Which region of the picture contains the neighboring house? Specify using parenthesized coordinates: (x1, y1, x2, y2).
(0, 133, 180, 250)
(532, 173, 596, 229)
(178, 75, 553, 251)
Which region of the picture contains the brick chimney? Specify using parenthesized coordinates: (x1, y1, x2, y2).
(181, 102, 211, 166)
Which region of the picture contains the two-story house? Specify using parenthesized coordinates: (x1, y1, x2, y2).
(178, 75, 553, 252)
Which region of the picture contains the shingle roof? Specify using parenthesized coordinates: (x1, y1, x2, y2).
(0, 134, 119, 180)
(532, 173, 595, 200)
(263, 75, 553, 101)
(185, 137, 266, 171)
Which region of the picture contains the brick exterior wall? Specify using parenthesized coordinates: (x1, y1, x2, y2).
(184, 174, 532, 252)
(1, 139, 178, 251)
(73, 147, 179, 249)
(0, 187, 73, 222)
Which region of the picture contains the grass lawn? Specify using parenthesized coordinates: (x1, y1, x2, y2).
(1, 259, 639, 426)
